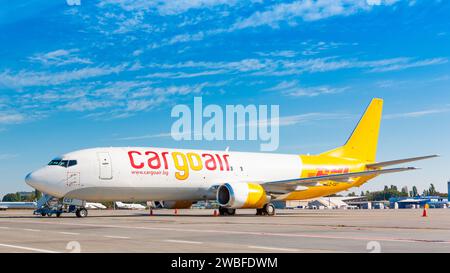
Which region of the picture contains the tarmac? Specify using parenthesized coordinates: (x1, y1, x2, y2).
(0, 208, 449, 253)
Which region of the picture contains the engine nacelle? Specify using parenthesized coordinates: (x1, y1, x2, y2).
(149, 200, 193, 209)
(217, 182, 270, 209)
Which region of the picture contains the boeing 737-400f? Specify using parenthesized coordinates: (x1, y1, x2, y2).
(25, 98, 437, 217)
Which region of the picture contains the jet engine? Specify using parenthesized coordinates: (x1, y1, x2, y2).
(217, 182, 270, 209)
(149, 200, 193, 209)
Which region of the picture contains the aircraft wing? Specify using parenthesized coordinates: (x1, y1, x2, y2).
(366, 155, 438, 169)
(261, 167, 417, 194)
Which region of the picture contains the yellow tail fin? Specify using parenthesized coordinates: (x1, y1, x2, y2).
(321, 98, 383, 162)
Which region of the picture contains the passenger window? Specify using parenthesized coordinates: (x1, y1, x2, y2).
(68, 160, 78, 167)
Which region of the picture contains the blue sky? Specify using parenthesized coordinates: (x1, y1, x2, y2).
(0, 0, 449, 197)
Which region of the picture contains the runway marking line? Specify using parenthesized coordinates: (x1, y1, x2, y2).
(59, 232, 80, 236)
(3, 219, 450, 245)
(104, 235, 130, 239)
(23, 229, 40, 232)
(0, 243, 58, 253)
(248, 245, 299, 252)
(0, 227, 10, 229)
(165, 239, 203, 245)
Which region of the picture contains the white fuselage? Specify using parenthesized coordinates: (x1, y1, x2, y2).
(25, 147, 302, 202)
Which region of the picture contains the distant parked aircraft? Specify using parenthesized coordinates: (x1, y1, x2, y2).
(0, 202, 37, 210)
(115, 201, 146, 210)
(85, 202, 107, 209)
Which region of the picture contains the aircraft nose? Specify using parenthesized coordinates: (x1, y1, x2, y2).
(24, 167, 67, 197)
(25, 172, 32, 186)
(25, 168, 53, 193)
(25, 171, 40, 189)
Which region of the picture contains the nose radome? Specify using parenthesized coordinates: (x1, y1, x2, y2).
(25, 169, 51, 192)
(25, 172, 35, 187)
(24, 167, 67, 198)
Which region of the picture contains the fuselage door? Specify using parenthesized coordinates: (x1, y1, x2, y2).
(97, 152, 113, 180)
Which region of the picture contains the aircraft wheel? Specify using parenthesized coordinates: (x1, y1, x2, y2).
(41, 212, 47, 217)
(76, 208, 88, 218)
(263, 203, 276, 216)
(219, 207, 235, 216)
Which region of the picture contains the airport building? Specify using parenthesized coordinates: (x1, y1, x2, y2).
(389, 196, 449, 209)
(273, 197, 383, 210)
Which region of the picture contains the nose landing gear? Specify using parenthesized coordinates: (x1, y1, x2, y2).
(75, 208, 88, 218)
(33, 195, 88, 218)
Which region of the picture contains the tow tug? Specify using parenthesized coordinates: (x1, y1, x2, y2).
(34, 194, 88, 218)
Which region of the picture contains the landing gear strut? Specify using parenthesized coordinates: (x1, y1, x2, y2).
(218, 206, 236, 216)
(256, 203, 276, 216)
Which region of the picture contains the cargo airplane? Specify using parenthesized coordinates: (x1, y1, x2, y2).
(25, 98, 437, 217)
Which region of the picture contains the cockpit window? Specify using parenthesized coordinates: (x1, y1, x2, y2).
(58, 160, 69, 167)
(48, 159, 77, 168)
(68, 160, 77, 167)
(48, 159, 62, 166)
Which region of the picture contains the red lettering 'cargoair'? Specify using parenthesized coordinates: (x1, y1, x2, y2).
(128, 150, 231, 180)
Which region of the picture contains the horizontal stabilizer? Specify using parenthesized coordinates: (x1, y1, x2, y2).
(366, 155, 438, 169)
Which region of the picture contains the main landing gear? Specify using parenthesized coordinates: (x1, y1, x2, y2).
(218, 206, 236, 216)
(218, 203, 276, 216)
(256, 203, 276, 216)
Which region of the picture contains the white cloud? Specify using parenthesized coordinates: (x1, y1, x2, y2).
(253, 57, 448, 76)
(0, 112, 26, 124)
(256, 50, 297, 58)
(58, 99, 116, 112)
(149, 56, 447, 78)
(98, 0, 238, 15)
(384, 108, 450, 119)
(126, 98, 165, 112)
(0, 65, 126, 88)
(0, 153, 19, 160)
(368, 58, 448, 72)
(265, 80, 347, 97)
(149, 58, 271, 72)
(231, 0, 399, 30)
(141, 69, 227, 79)
(132, 49, 143, 56)
(29, 49, 92, 66)
(115, 132, 176, 141)
(277, 112, 352, 126)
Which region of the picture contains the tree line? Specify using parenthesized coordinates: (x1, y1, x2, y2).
(1, 190, 41, 202)
(352, 184, 448, 201)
